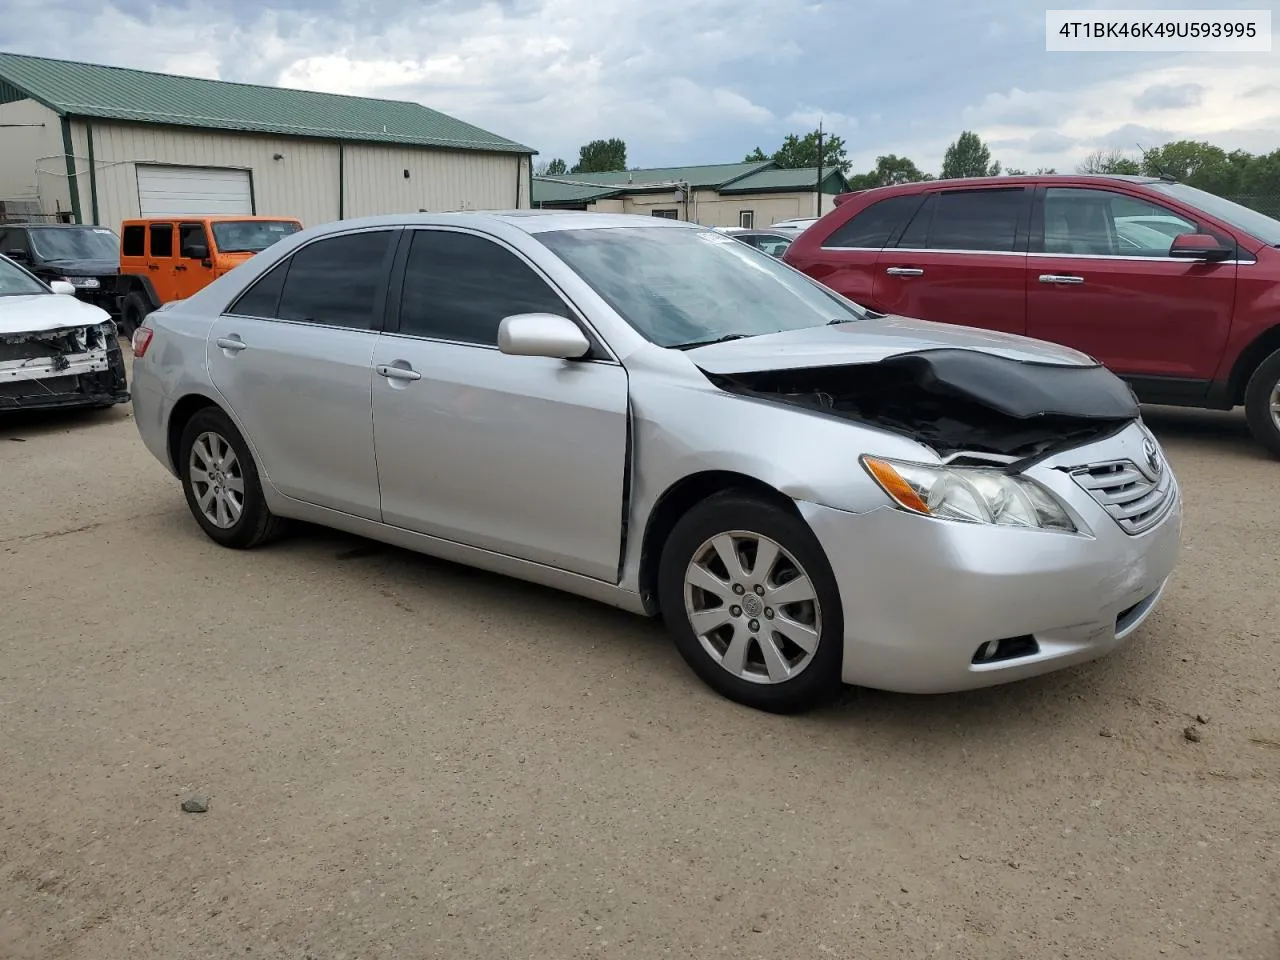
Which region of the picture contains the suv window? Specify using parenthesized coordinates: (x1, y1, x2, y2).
(275, 230, 395, 329)
(1040, 187, 1199, 257)
(122, 225, 145, 257)
(149, 223, 174, 258)
(923, 188, 1026, 252)
(398, 230, 570, 345)
(179, 223, 209, 258)
(824, 194, 925, 249)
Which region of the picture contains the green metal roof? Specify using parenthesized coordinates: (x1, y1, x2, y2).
(532, 161, 851, 205)
(718, 166, 850, 194)
(0, 51, 534, 154)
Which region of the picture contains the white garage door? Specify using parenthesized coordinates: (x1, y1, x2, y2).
(136, 165, 253, 217)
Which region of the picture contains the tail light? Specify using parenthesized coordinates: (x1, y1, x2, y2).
(132, 325, 155, 358)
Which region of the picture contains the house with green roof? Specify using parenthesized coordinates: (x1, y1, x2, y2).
(532, 161, 850, 228)
(0, 51, 536, 228)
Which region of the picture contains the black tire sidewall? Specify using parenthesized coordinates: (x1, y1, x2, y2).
(178, 407, 273, 548)
(121, 292, 148, 338)
(1244, 349, 1280, 459)
(657, 493, 845, 714)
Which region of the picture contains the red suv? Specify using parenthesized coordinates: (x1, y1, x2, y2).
(784, 174, 1280, 457)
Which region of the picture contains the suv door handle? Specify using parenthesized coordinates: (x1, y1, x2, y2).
(147, 264, 160, 271)
(1039, 274, 1084, 285)
(215, 336, 247, 353)
(885, 267, 924, 277)
(376, 363, 422, 382)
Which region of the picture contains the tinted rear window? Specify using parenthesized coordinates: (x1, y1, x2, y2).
(926, 188, 1026, 252)
(823, 194, 924, 248)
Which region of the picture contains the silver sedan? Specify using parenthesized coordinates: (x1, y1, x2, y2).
(130, 212, 1182, 713)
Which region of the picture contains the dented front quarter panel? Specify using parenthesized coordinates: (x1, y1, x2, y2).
(616, 346, 935, 596)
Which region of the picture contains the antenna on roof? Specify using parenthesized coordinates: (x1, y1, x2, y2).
(1136, 142, 1176, 181)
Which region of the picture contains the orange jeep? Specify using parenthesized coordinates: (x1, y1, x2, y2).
(116, 215, 303, 334)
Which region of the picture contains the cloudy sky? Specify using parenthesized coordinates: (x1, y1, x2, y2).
(2, 0, 1277, 175)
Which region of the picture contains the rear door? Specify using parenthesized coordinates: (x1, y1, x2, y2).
(206, 227, 399, 520)
(174, 222, 214, 299)
(1026, 186, 1236, 387)
(872, 185, 1032, 335)
(370, 227, 629, 581)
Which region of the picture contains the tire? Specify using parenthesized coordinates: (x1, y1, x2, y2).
(657, 491, 845, 714)
(1243, 348, 1280, 460)
(177, 406, 286, 549)
(120, 291, 151, 339)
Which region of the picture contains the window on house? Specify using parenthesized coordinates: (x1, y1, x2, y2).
(739, 210, 755, 228)
(651, 209, 678, 219)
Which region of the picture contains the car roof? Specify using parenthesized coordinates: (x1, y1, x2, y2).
(283, 210, 704, 237)
(834, 173, 1168, 204)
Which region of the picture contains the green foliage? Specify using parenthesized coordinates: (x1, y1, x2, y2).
(940, 131, 1001, 179)
(745, 131, 851, 173)
(571, 138, 627, 174)
(546, 158, 567, 176)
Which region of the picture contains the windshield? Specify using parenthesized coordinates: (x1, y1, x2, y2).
(1148, 182, 1280, 245)
(0, 256, 50, 296)
(537, 225, 865, 348)
(28, 226, 118, 261)
(211, 220, 302, 254)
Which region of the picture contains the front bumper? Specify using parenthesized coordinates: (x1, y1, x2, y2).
(0, 341, 130, 410)
(797, 453, 1182, 694)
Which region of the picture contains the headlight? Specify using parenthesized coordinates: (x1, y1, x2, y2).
(64, 276, 100, 289)
(861, 456, 1077, 532)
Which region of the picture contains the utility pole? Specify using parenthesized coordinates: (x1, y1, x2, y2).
(816, 119, 824, 217)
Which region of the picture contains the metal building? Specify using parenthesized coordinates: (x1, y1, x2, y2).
(0, 51, 535, 229)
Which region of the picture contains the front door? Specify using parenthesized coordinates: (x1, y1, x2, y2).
(371, 227, 629, 582)
(206, 228, 399, 520)
(174, 222, 215, 299)
(872, 185, 1032, 335)
(1026, 186, 1237, 387)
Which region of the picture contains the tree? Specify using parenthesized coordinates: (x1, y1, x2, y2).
(1077, 149, 1141, 175)
(570, 138, 627, 174)
(940, 131, 1001, 179)
(845, 154, 928, 190)
(546, 157, 567, 176)
(745, 130, 851, 173)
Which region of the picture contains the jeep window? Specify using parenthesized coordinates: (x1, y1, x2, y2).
(211, 220, 302, 254)
(122, 225, 145, 257)
(824, 194, 925, 248)
(27, 226, 118, 261)
(179, 224, 209, 258)
(0, 255, 49, 297)
(150, 223, 174, 258)
(1149, 181, 1280, 246)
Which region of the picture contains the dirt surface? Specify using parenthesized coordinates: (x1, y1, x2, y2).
(2, 379, 1277, 959)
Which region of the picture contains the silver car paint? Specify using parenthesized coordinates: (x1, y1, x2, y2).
(131, 210, 1181, 694)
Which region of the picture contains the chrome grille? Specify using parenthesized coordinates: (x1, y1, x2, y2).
(1070, 459, 1175, 535)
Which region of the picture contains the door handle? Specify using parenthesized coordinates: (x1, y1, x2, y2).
(215, 336, 247, 353)
(147, 264, 160, 271)
(175, 264, 187, 272)
(1039, 274, 1084, 285)
(376, 363, 422, 382)
(885, 267, 924, 277)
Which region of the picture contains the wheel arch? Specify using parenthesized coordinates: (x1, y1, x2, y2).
(637, 470, 802, 616)
(1227, 325, 1280, 405)
(166, 392, 223, 474)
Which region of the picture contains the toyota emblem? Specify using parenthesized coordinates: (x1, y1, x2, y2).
(1142, 436, 1162, 475)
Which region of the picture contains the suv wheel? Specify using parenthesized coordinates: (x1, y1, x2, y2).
(657, 491, 845, 714)
(178, 406, 286, 548)
(1244, 348, 1280, 459)
(120, 291, 151, 339)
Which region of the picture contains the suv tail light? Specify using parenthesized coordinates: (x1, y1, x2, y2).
(132, 325, 155, 358)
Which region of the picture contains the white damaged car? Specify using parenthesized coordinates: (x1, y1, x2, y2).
(0, 253, 129, 412)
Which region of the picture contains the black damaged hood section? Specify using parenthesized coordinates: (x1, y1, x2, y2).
(704, 348, 1140, 461)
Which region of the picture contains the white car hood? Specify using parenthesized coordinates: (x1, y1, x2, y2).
(0, 293, 111, 335)
(687, 314, 1096, 374)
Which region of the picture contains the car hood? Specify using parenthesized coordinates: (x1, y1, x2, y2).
(687, 314, 1096, 374)
(0, 293, 112, 334)
(37, 258, 119, 276)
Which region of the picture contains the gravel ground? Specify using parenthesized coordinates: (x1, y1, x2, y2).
(2, 377, 1277, 959)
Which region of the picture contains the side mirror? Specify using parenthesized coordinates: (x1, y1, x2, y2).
(183, 243, 209, 260)
(497, 313, 591, 359)
(1169, 232, 1233, 262)
(49, 280, 77, 296)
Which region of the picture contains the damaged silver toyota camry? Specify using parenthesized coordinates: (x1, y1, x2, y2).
(1, 253, 129, 412)
(130, 212, 1181, 713)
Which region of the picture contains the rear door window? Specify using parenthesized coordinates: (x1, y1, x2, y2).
(823, 194, 926, 249)
(274, 230, 397, 329)
(925, 188, 1026, 252)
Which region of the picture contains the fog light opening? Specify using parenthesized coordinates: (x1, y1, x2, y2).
(971, 635, 1040, 665)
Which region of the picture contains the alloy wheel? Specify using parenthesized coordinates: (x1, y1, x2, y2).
(682, 530, 822, 685)
(188, 431, 245, 529)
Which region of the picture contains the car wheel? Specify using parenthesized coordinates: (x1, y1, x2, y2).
(178, 406, 286, 549)
(657, 491, 844, 713)
(120, 291, 150, 339)
(1243, 348, 1280, 460)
